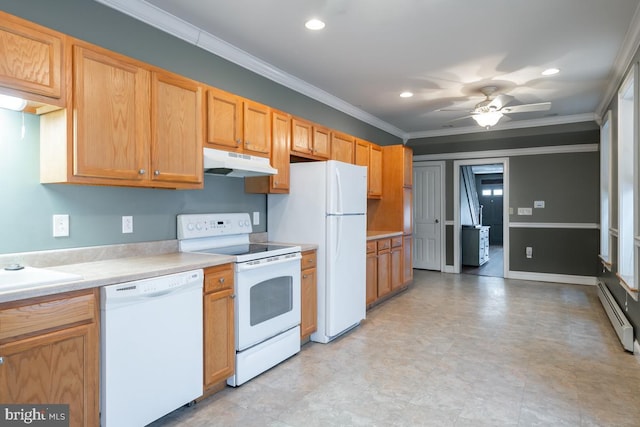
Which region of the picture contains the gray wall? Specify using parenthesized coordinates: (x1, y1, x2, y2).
(409, 124, 601, 277)
(0, 0, 402, 255)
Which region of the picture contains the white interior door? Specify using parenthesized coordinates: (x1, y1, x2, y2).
(413, 164, 442, 270)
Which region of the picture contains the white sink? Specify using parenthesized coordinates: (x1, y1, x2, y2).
(0, 266, 82, 291)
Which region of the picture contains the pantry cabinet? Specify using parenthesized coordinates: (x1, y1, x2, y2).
(355, 139, 383, 199)
(40, 41, 204, 189)
(300, 250, 318, 340)
(0, 289, 99, 427)
(203, 264, 235, 390)
(206, 87, 271, 157)
(245, 110, 291, 194)
(0, 11, 64, 106)
(331, 131, 355, 164)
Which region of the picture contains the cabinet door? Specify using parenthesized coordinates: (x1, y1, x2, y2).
(331, 132, 354, 163)
(403, 187, 413, 235)
(366, 251, 378, 305)
(403, 235, 413, 284)
(355, 139, 369, 168)
(369, 144, 383, 198)
(377, 250, 391, 298)
(203, 288, 234, 388)
(270, 111, 290, 192)
(243, 99, 271, 156)
(151, 71, 203, 186)
(206, 87, 242, 151)
(291, 117, 313, 156)
(73, 45, 150, 181)
(403, 146, 413, 187)
(300, 267, 317, 339)
(312, 126, 331, 159)
(0, 324, 98, 427)
(0, 11, 63, 103)
(390, 246, 403, 290)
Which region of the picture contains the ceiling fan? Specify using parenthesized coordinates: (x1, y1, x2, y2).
(443, 86, 551, 129)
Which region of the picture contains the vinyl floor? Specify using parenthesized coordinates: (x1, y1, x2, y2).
(151, 270, 640, 426)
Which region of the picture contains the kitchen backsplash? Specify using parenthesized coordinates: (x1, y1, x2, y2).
(0, 109, 267, 255)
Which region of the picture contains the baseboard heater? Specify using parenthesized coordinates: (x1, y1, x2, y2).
(597, 281, 634, 352)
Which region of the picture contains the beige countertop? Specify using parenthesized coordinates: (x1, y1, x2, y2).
(367, 230, 403, 240)
(0, 252, 234, 304)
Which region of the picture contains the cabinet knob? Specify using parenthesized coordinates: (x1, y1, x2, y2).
(219, 277, 225, 284)
(230, 294, 236, 299)
(0, 356, 3, 365)
(138, 169, 146, 175)
(303, 274, 308, 279)
(154, 170, 160, 176)
(236, 139, 241, 145)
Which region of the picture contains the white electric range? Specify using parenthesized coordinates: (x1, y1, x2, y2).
(177, 213, 301, 386)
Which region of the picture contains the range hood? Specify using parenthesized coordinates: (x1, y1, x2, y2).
(203, 147, 277, 178)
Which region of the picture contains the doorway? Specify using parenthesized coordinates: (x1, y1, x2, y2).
(454, 158, 509, 278)
(413, 162, 444, 271)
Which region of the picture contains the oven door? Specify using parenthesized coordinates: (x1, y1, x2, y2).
(235, 253, 301, 351)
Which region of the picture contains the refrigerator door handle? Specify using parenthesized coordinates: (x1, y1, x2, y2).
(335, 215, 342, 259)
(335, 168, 343, 214)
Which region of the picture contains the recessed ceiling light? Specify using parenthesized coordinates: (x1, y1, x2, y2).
(305, 19, 325, 30)
(542, 68, 560, 76)
(400, 91, 414, 98)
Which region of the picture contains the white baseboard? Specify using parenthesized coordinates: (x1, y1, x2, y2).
(506, 271, 597, 286)
(443, 265, 456, 274)
(635, 340, 640, 356)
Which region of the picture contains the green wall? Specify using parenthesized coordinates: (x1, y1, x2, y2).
(0, 0, 402, 255)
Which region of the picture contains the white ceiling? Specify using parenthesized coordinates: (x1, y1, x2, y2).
(96, 0, 640, 140)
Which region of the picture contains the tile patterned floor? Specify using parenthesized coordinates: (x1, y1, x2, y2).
(151, 270, 640, 426)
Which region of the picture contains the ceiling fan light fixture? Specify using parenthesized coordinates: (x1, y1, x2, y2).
(305, 18, 325, 30)
(400, 91, 413, 98)
(542, 68, 560, 76)
(472, 111, 503, 128)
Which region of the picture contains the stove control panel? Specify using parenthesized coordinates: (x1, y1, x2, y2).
(177, 213, 253, 239)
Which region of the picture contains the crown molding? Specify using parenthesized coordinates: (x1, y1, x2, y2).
(596, 2, 640, 117)
(94, 0, 407, 139)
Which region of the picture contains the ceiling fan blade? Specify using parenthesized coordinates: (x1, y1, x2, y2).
(501, 102, 551, 114)
(488, 94, 514, 110)
(447, 115, 473, 123)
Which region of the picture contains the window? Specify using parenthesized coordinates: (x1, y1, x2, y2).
(600, 111, 611, 263)
(482, 189, 492, 196)
(617, 66, 637, 290)
(493, 189, 503, 196)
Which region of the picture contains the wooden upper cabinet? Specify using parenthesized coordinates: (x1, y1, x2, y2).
(312, 125, 331, 159)
(151, 71, 204, 185)
(290, 117, 330, 160)
(331, 131, 355, 164)
(73, 44, 150, 182)
(40, 41, 203, 189)
(403, 146, 413, 187)
(245, 110, 290, 194)
(355, 139, 382, 199)
(0, 11, 64, 105)
(206, 87, 242, 151)
(206, 87, 271, 157)
(243, 99, 271, 156)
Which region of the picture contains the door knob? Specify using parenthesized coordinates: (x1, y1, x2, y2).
(435, 219, 440, 223)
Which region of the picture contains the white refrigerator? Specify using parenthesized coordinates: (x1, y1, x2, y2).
(268, 160, 367, 343)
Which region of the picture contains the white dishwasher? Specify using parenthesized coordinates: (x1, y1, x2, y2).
(100, 269, 203, 427)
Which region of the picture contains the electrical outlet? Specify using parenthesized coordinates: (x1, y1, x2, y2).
(122, 216, 133, 234)
(253, 211, 260, 225)
(518, 207, 533, 215)
(526, 247, 533, 258)
(53, 214, 69, 237)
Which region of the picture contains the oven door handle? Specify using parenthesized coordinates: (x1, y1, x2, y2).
(235, 253, 301, 272)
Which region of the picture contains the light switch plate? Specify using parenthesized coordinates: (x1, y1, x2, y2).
(517, 207, 533, 215)
(253, 211, 260, 225)
(534, 200, 545, 208)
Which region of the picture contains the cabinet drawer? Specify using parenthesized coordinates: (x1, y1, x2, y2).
(366, 241, 377, 254)
(301, 251, 317, 270)
(391, 237, 403, 248)
(0, 290, 96, 342)
(204, 264, 234, 293)
(377, 239, 391, 252)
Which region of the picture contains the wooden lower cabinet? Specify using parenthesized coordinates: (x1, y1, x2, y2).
(366, 241, 378, 305)
(376, 239, 391, 299)
(0, 289, 99, 427)
(403, 234, 413, 284)
(300, 250, 317, 340)
(203, 264, 235, 391)
(390, 236, 403, 291)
